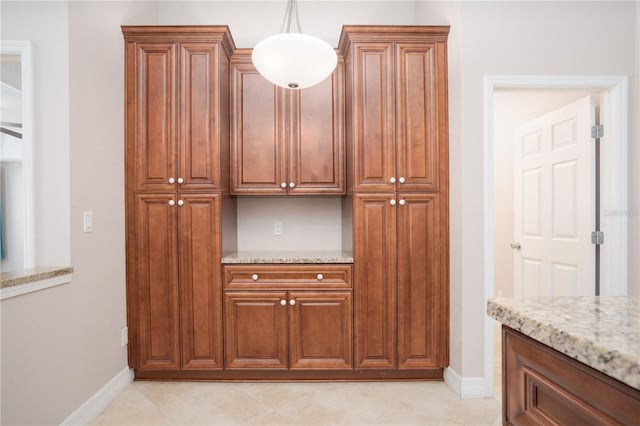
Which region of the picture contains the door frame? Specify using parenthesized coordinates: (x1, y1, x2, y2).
(482, 75, 629, 397)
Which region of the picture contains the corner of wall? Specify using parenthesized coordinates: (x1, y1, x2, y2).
(60, 368, 133, 426)
(443, 367, 493, 399)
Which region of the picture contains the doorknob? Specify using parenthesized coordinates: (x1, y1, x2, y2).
(510, 243, 521, 250)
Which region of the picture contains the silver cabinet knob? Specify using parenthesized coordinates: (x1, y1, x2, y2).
(510, 243, 522, 250)
(389, 177, 396, 184)
(168, 177, 176, 184)
(177, 199, 184, 206)
(252, 274, 259, 281)
(289, 182, 295, 188)
(168, 200, 175, 206)
(177, 177, 184, 184)
(289, 299, 296, 306)
(390, 199, 396, 206)
(281, 182, 287, 188)
(280, 299, 287, 306)
(399, 177, 406, 184)
(399, 199, 406, 206)
(317, 274, 323, 281)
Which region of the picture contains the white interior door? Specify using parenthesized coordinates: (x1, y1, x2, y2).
(513, 96, 596, 297)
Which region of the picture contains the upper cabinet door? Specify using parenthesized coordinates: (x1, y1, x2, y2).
(230, 55, 287, 195)
(395, 43, 439, 192)
(352, 43, 396, 193)
(178, 43, 222, 191)
(288, 58, 345, 195)
(132, 43, 177, 192)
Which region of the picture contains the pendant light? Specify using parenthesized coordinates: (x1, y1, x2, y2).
(252, 0, 337, 90)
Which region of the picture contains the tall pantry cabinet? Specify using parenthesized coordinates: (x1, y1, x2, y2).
(339, 26, 450, 370)
(123, 27, 235, 371)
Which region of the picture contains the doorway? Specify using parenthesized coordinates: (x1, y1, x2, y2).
(482, 75, 629, 397)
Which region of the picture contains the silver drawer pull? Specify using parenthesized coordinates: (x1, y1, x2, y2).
(317, 274, 323, 281)
(252, 274, 259, 281)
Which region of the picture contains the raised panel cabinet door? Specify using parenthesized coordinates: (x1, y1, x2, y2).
(288, 58, 345, 195)
(230, 53, 287, 194)
(224, 291, 288, 369)
(395, 42, 440, 192)
(178, 43, 222, 191)
(353, 194, 397, 369)
(135, 194, 180, 370)
(131, 43, 177, 192)
(397, 194, 447, 369)
(179, 194, 222, 369)
(289, 291, 353, 369)
(351, 43, 396, 193)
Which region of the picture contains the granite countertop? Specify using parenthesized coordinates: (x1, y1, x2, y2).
(488, 296, 640, 390)
(221, 251, 354, 264)
(1, 266, 74, 289)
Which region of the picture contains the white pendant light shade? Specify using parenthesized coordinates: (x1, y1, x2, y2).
(252, 0, 337, 90)
(252, 33, 337, 90)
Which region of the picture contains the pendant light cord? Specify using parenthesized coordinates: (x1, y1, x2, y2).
(280, 0, 303, 34)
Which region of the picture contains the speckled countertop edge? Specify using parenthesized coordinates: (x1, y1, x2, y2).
(221, 251, 354, 264)
(1, 266, 74, 289)
(488, 297, 640, 391)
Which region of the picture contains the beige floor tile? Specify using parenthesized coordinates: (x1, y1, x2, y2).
(92, 381, 502, 426)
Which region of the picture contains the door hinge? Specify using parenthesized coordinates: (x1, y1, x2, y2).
(591, 124, 604, 139)
(591, 231, 604, 245)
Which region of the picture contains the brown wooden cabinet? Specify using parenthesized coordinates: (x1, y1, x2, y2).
(126, 31, 233, 193)
(223, 265, 353, 370)
(340, 27, 448, 194)
(503, 326, 640, 425)
(124, 27, 234, 373)
(134, 193, 180, 370)
(230, 50, 344, 195)
(341, 27, 450, 372)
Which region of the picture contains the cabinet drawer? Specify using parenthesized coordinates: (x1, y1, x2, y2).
(224, 265, 352, 290)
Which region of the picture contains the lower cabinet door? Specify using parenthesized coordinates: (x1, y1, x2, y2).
(135, 193, 180, 370)
(289, 291, 353, 370)
(179, 194, 222, 369)
(224, 291, 288, 369)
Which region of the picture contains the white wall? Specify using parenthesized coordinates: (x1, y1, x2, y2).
(0, 2, 157, 424)
(237, 198, 343, 251)
(459, 1, 637, 379)
(630, 1, 640, 297)
(156, 1, 417, 47)
(493, 90, 594, 298)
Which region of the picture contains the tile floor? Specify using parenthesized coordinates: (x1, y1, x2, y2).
(92, 327, 504, 425)
(92, 380, 501, 425)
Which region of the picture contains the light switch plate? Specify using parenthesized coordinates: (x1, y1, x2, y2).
(83, 211, 93, 233)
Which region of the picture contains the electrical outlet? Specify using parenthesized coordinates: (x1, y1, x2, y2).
(273, 221, 283, 236)
(121, 326, 128, 346)
(83, 211, 93, 233)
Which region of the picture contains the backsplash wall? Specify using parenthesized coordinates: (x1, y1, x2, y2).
(236, 197, 343, 251)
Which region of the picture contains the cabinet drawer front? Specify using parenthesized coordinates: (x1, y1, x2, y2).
(224, 265, 352, 290)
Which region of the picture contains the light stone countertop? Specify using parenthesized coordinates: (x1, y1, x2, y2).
(221, 251, 354, 264)
(488, 296, 640, 390)
(1, 266, 74, 289)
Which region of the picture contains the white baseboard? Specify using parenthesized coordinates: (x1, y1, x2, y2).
(60, 367, 133, 425)
(444, 367, 492, 399)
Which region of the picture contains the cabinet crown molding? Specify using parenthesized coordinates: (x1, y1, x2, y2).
(122, 25, 236, 57)
(338, 25, 450, 54)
